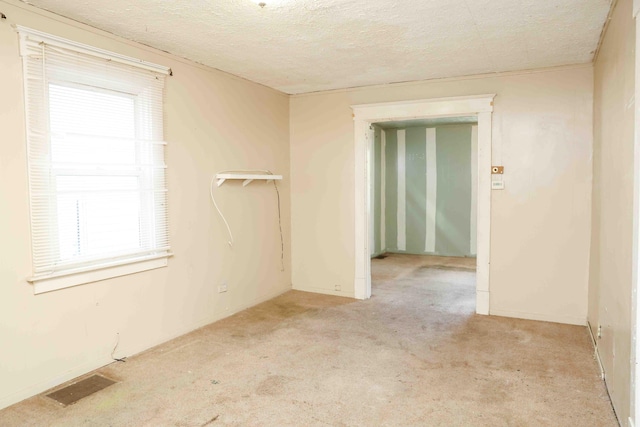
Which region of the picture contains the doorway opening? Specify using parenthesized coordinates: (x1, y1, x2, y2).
(368, 117, 479, 308)
(351, 95, 495, 314)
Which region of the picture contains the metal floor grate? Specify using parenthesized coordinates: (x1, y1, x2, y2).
(46, 375, 116, 406)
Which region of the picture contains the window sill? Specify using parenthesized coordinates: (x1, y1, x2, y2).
(28, 253, 172, 294)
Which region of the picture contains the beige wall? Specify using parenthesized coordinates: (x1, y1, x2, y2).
(0, 0, 622, 415)
(589, 0, 635, 423)
(0, 0, 290, 409)
(290, 66, 594, 324)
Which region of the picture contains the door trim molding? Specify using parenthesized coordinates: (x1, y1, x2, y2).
(351, 94, 495, 315)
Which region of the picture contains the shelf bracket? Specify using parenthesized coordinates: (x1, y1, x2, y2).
(215, 173, 283, 187)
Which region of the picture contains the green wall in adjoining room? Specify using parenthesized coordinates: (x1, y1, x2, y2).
(371, 125, 382, 256)
(384, 128, 398, 251)
(435, 125, 473, 256)
(374, 123, 474, 258)
(405, 127, 428, 254)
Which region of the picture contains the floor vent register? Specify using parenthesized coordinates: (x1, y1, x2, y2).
(46, 375, 116, 406)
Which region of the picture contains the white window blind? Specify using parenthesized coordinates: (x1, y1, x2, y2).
(19, 27, 171, 290)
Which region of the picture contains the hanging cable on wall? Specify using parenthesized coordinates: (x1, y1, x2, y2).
(209, 175, 235, 247)
(272, 180, 285, 272)
(209, 169, 285, 271)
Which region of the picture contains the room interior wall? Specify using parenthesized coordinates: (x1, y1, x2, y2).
(589, 0, 635, 423)
(290, 65, 593, 324)
(378, 124, 475, 257)
(0, 0, 291, 410)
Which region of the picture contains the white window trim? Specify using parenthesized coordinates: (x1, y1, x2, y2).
(30, 254, 172, 294)
(15, 26, 172, 76)
(19, 27, 172, 294)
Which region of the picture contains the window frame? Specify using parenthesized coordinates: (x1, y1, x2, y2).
(49, 81, 143, 265)
(18, 26, 172, 294)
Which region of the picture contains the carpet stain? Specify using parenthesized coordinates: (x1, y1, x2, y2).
(255, 375, 294, 396)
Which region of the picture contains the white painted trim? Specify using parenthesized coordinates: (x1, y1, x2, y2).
(0, 353, 115, 412)
(352, 94, 495, 121)
(368, 126, 376, 256)
(397, 130, 406, 251)
(490, 309, 586, 326)
(476, 290, 490, 315)
(17, 25, 171, 75)
(425, 128, 437, 253)
(352, 94, 495, 309)
(32, 255, 170, 294)
(587, 321, 606, 380)
(631, 15, 640, 427)
(354, 118, 372, 299)
(476, 112, 492, 315)
(291, 285, 355, 299)
(470, 125, 478, 255)
(381, 130, 387, 251)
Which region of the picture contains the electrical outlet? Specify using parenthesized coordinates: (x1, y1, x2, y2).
(597, 324, 602, 339)
(335, 284, 341, 292)
(218, 282, 228, 293)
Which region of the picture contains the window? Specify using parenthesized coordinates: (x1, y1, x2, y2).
(19, 27, 171, 293)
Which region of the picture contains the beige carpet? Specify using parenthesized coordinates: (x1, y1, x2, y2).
(0, 254, 618, 426)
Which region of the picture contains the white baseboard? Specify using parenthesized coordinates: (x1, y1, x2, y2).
(224, 286, 292, 318)
(0, 285, 291, 411)
(0, 355, 113, 411)
(476, 290, 489, 315)
(586, 321, 605, 380)
(292, 285, 355, 299)
(489, 308, 586, 326)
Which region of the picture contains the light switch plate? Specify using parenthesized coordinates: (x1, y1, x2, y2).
(491, 181, 505, 190)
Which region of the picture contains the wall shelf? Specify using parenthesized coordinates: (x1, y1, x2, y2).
(215, 173, 282, 187)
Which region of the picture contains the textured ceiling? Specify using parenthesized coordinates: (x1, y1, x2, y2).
(22, 0, 612, 94)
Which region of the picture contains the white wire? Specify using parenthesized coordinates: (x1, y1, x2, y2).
(209, 170, 285, 271)
(210, 175, 234, 247)
(272, 180, 285, 272)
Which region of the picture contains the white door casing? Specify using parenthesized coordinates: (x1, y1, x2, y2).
(352, 94, 495, 315)
(631, 3, 640, 425)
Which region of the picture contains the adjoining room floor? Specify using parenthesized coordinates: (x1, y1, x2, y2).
(1, 254, 617, 426)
